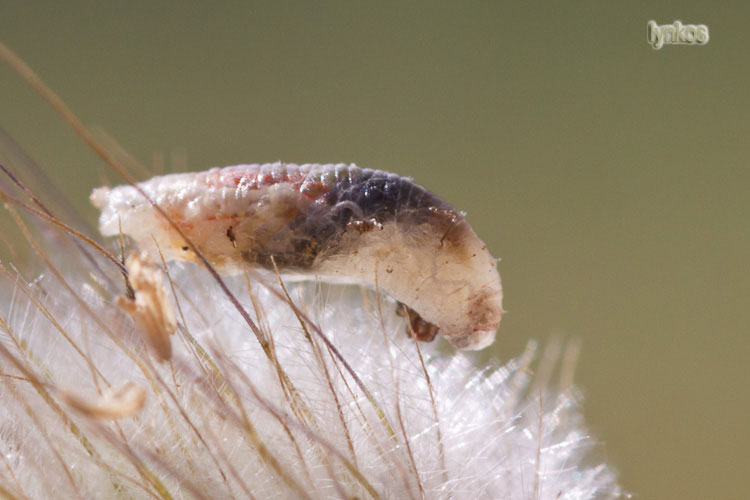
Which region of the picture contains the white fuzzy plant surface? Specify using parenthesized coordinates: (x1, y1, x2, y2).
(0, 179, 624, 500)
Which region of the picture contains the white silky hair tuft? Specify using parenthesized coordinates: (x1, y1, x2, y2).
(0, 250, 623, 499)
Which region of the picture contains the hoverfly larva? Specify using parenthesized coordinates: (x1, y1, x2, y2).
(92, 163, 503, 350)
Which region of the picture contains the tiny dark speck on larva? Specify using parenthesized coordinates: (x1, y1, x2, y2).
(91, 163, 503, 350)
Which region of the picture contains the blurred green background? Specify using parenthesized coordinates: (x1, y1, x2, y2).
(2, 2, 748, 498)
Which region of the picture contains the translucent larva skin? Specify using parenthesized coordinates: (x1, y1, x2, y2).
(91, 163, 503, 350)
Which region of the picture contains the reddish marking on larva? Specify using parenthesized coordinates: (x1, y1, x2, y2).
(300, 180, 329, 200)
(91, 163, 503, 350)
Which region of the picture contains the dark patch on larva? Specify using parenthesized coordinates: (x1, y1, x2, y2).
(212, 165, 465, 273)
(325, 168, 455, 223)
(239, 236, 320, 270)
(398, 302, 440, 343)
(295, 167, 462, 258)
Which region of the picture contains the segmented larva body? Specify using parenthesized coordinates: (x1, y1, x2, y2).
(91, 163, 502, 350)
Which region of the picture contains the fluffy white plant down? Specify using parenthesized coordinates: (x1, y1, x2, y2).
(0, 234, 623, 499)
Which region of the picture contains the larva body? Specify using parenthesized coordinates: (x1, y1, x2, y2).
(91, 163, 502, 350)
